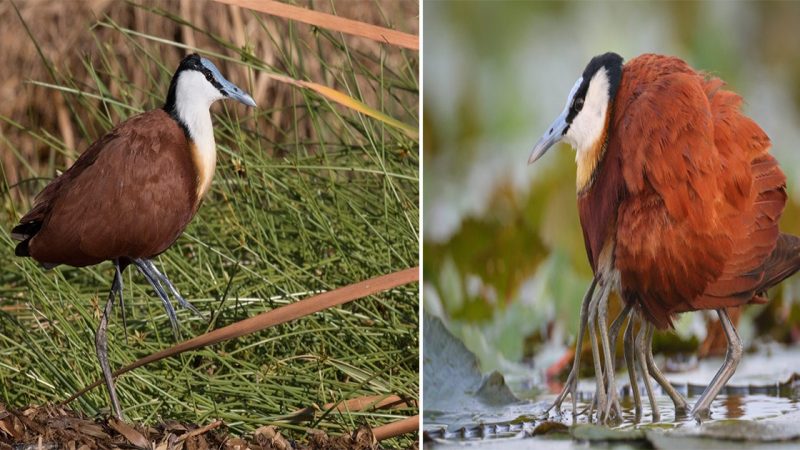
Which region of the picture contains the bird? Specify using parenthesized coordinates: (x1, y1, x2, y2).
(11, 53, 257, 419)
(528, 52, 800, 423)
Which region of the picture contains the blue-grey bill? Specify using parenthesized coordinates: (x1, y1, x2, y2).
(199, 56, 257, 107)
(528, 111, 568, 164)
(227, 88, 257, 107)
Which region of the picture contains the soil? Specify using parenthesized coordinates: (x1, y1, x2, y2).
(0, 404, 403, 450)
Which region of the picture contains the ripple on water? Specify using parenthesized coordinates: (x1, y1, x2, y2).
(424, 390, 800, 447)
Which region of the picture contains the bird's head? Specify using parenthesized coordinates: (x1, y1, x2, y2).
(529, 52, 623, 166)
(164, 53, 256, 119)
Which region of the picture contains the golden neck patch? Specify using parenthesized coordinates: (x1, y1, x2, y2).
(576, 111, 610, 193)
(189, 140, 216, 205)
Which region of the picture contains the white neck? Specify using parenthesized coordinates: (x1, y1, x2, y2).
(174, 71, 222, 200)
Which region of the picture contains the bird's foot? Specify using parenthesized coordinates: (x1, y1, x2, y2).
(594, 396, 622, 426)
(691, 406, 711, 424)
(632, 405, 642, 423)
(546, 378, 577, 418)
(599, 413, 622, 426)
(602, 369, 623, 424)
(674, 399, 691, 419)
(142, 259, 204, 320)
(603, 395, 622, 425)
(651, 405, 662, 423)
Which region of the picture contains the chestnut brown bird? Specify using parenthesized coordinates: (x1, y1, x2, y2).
(529, 52, 799, 423)
(11, 54, 256, 418)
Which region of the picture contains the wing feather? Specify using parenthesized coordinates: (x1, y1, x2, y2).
(16, 110, 198, 267)
(611, 54, 786, 328)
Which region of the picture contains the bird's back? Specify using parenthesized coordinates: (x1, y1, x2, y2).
(580, 54, 794, 328)
(13, 109, 199, 267)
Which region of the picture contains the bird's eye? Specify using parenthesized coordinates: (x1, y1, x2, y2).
(205, 72, 213, 81)
(574, 97, 584, 112)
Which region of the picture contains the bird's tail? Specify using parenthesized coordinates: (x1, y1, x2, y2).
(10, 221, 41, 257)
(756, 233, 800, 296)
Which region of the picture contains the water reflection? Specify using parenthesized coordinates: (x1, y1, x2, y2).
(426, 390, 800, 443)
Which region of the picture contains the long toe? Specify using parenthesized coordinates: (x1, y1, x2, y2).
(178, 296, 203, 318)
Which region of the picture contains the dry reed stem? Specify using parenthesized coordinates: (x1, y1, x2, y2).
(288, 394, 412, 419)
(372, 415, 418, 441)
(213, 0, 418, 50)
(321, 394, 411, 413)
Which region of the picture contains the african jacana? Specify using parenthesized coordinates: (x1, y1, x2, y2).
(529, 52, 799, 423)
(11, 53, 256, 418)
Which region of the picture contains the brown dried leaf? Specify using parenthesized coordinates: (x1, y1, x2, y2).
(198, 437, 210, 450)
(223, 437, 249, 450)
(72, 421, 108, 440)
(109, 418, 151, 448)
(351, 425, 377, 450)
(254, 426, 291, 450)
(0, 416, 21, 440)
(164, 421, 189, 433)
(176, 420, 223, 445)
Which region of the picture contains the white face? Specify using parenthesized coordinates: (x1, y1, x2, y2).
(563, 68, 611, 154)
(175, 70, 225, 116)
(528, 67, 613, 165)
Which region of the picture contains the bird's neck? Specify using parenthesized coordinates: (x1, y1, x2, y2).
(576, 114, 610, 193)
(175, 98, 217, 203)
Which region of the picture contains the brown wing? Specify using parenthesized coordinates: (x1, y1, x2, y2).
(612, 54, 785, 329)
(14, 109, 198, 267)
(12, 132, 113, 249)
(751, 233, 800, 300)
(691, 83, 786, 308)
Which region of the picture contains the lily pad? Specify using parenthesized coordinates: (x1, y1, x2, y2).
(532, 421, 569, 436)
(570, 424, 647, 442)
(424, 312, 535, 432)
(644, 411, 800, 450)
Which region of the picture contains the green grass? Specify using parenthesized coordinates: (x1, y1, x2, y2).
(0, 3, 418, 446)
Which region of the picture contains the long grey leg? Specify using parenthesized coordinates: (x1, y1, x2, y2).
(624, 311, 642, 422)
(605, 302, 633, 420)
(644, 323, 689, 416)
(598, 285, 619, 423)
(581, 302, 633, 421)
(95, 261, 124, 419)
(635, 319, 660, 422)
(546, 277, 597, 418)
(587, 282, 608, 421)
(116, 262, 129, 345)
(132, 259, 180, 338)
(691, 308, 742, 422)
(141, 259, 202, 317)
(607, 303, 633, 369)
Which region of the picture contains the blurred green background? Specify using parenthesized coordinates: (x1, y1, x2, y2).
(423, 1, 800, 381)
